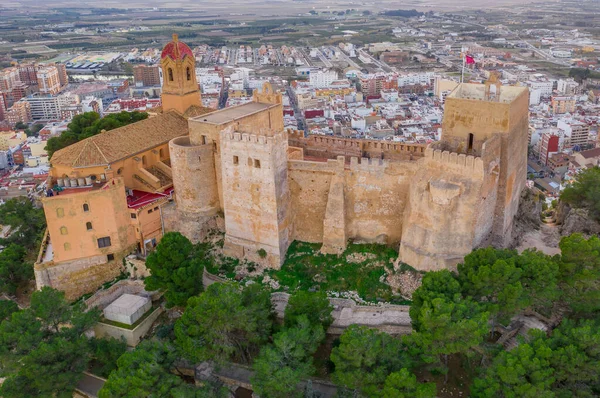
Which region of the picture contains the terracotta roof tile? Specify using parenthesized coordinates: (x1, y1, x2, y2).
(51, 111, 188, 168)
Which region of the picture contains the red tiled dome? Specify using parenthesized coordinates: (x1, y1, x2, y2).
(161, 34, 194, 61)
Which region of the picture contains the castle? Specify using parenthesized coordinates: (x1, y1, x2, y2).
(35, 35, 529, 299)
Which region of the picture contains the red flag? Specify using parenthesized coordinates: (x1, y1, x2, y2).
(465, 55, 475, 64)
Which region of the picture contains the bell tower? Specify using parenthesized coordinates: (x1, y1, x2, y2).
(160, 34, 202, 115)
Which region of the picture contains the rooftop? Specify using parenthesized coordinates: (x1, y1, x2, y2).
(50, 111, 188, 168)
(448, 82, 527, 104)
(191, 102, 275, 125)
(127, 187, 173, 209)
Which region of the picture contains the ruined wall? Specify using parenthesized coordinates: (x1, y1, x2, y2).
(344, 158, 415, 245)
(220, 128, 292, 267)
(288, 160, 336, 243)
(399, 148, 488, 271)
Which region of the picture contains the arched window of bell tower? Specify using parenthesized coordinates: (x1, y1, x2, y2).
(168, 68, 174, 82)
(186, 67, 191, 81)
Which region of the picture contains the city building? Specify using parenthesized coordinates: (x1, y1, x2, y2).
(309, 70, 339, 88)
(539, 132, 559, 165)
(551, 95, 576, 114)
(5, 101, 32, 125)
(133, 64, 162, 87)
(557, 119, 590, 150)
(36, 65, 62, 95)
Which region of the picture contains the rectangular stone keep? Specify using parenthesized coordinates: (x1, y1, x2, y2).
(103, 294, 151, 326)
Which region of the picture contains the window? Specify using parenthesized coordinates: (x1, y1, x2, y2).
(198, 156, 201, 163)
(159, 148, 164, 159)
(60, 226, 68, 235)
(130, 213, 137, 219)
(83, 203, 89, 212)
(186, 67, 191, 81)
(148, 209, 153, 214)
(168, 68, 173, 81)
(154, 206, 159, 211)
(107, 254, 115, 261)
(97, 237, 111, 248)
(201, 135, 206, 145)
(117, 167, 123, 175)
(254, 159, 261, 168)
(142, 155, 147, 166)
(86, 222, 92, 230)
(468, 133, 474, 152)
(56, 208, 64, 218)
(233, 155, 239, 165)
(64, 242, 70, 251)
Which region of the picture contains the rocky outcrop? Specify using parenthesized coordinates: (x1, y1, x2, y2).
(510, 188, 543, 248)
(556, 203, 600, 237)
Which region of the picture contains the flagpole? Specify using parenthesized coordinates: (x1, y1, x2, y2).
(461, 53, 465, 84)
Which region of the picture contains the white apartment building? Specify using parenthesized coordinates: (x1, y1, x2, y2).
(23, 93, 79, 121)
(527, 80, 554, 96)
(397, 73, 435, 87)
(309, 70, 339, 88)
(556, 78, 579, 95)
(557, 119, 591, 150)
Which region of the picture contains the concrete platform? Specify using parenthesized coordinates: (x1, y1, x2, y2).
(103, 293, 151, 325)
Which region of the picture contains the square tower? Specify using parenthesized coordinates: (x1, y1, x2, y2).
(220, 126, 291, 268)
(441, 78, 529, 245)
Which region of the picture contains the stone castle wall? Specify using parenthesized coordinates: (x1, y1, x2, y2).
(287, 129, 426, 161)
(398, 147, 490, 271)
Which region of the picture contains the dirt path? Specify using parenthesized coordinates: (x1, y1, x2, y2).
(516, 223, 561, 256)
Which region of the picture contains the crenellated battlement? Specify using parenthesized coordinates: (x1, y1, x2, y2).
(349, 156, 389, 172)
(424, 147, 484, 178)
(222, 126, 285, 146)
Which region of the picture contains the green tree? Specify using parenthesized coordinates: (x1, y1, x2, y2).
(99, 340, 183, 398)
(88, 337, 128, 378)
(0, 197, 46, 250)
(514, 249, 560, 314)
(0, 337, 90, 398)
(0, 287, 100, 393)
(252, 315, 325, 398)
(410, 296, 489, 376)
(560, 166, 600, 221)
(284, 290, 333, 329)
(171, 382, 230, 398)
(0, 299, 18, 322)
(548, 318, 600, 396)
(558, 234, 600, 315)
(471, 331, 555, 398)
(458, 248, 524, 325)
(381, 368, 436, 398)
(0, 244, 32, 295)
(175, 283, 273, 365)
(409, 270, 462, 332)
(14, 121, 27, 130)
(331, 325, 408, 396)
(144, 232, 206, 307)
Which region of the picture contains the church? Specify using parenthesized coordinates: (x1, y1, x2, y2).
(35, 35, 529, 300)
